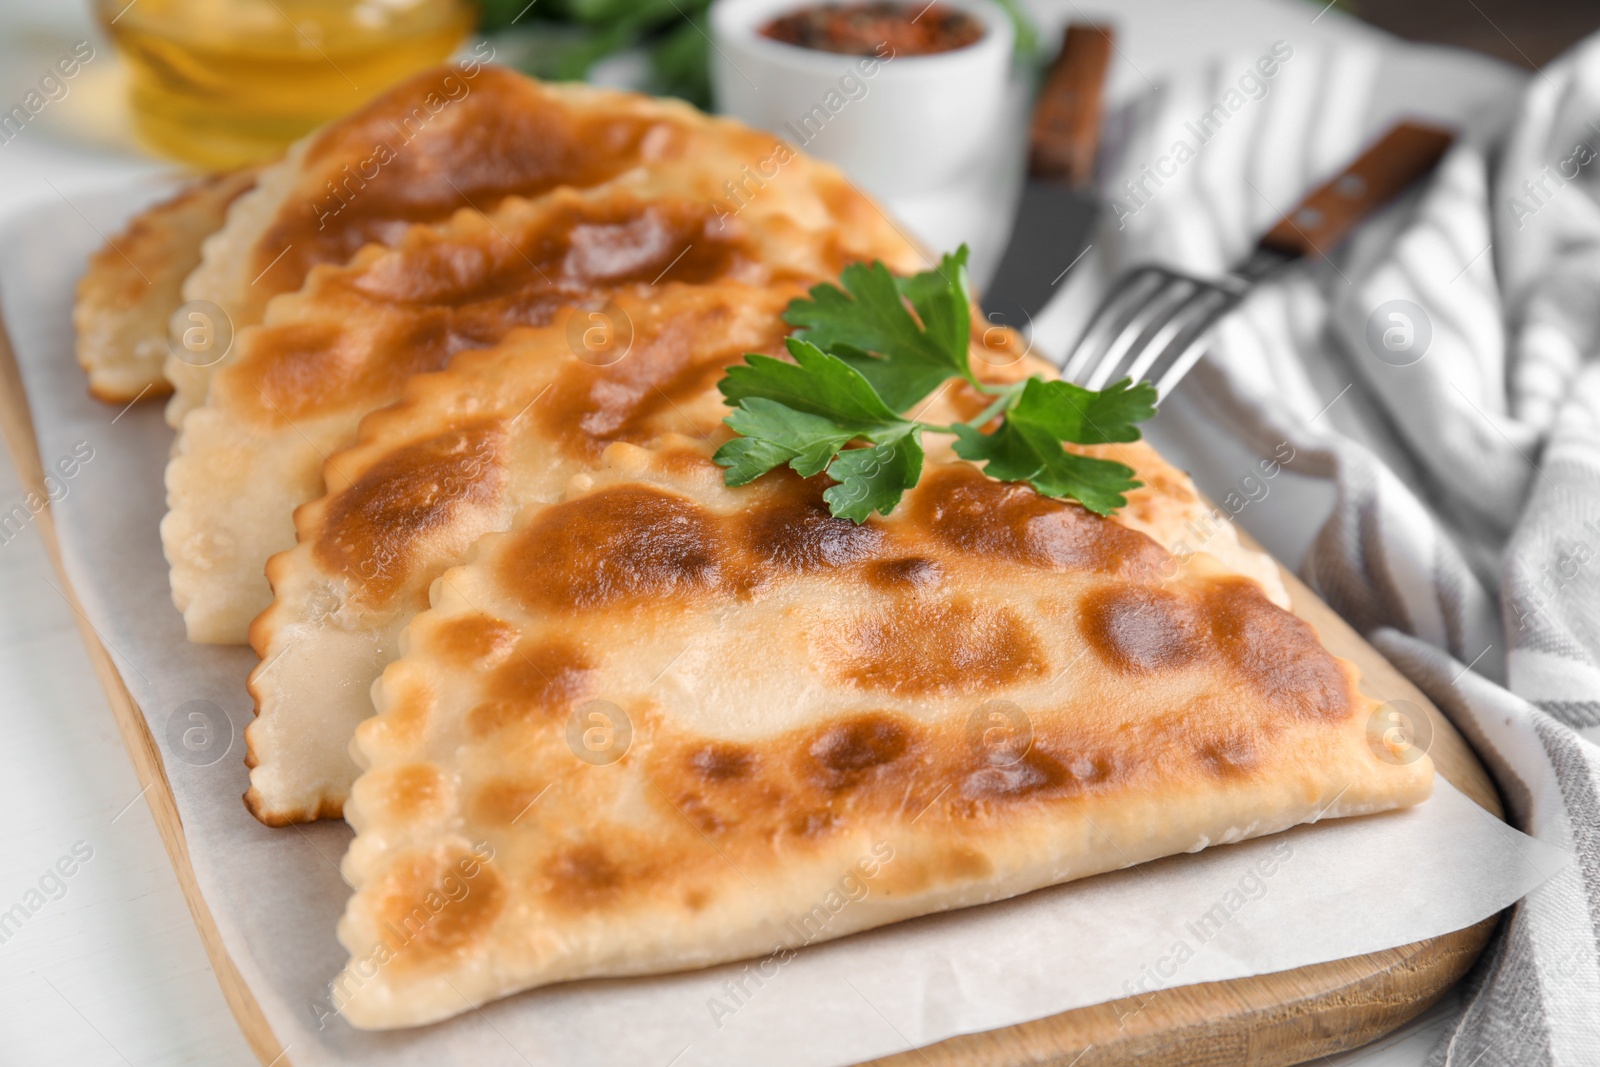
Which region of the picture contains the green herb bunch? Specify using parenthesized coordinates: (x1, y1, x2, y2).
(714, 246, 1158, 522)
(478, 0, 717, 106)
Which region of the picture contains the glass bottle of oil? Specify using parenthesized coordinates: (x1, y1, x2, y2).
(95, 0, 475, 170)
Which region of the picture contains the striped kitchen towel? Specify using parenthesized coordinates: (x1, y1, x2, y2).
(1040, 29, 1600, 1066)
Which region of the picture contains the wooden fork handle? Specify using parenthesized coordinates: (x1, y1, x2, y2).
(1028, 23, 1115, 188)
(1258, 121, 1454, 258)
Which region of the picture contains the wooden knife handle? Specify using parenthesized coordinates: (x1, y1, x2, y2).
(1028, 23, 1115, 188)
(1258, 121, 1454, 258)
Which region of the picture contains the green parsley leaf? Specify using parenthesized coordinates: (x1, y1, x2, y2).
(716, 400, 856, 485)
(1004, 376, 1158, 444)
(893, 248, 972, 380)
(783, 249, 973, 411)
(719, 338, 905, 426)
(715, 338, 914, 490)
(713, 249, 1159, 522)
(951, 420, 1142, 517)
(823, 427, 925, 522)
(951, 377, 1154, 515)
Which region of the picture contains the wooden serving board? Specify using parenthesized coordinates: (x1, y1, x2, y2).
(0, 314, 1500, 1067)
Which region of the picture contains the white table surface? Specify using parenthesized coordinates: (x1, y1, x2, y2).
(0, 1, 1513, 1063)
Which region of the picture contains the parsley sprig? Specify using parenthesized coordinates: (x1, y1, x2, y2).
(713, 246, 1157, 522)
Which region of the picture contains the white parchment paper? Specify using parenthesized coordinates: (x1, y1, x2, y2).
(0, 185, 1567, 1067)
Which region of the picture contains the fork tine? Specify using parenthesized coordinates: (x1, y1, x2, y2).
(1082, 279, 1197, 391)
(1120, 285, 1233, 387)
(1150, 331, 1218, 400)
(1060, 267, 1167, 382)
(1145, 292, 1242, 398)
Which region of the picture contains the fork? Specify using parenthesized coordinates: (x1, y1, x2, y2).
(1059, 121, 1453, 398)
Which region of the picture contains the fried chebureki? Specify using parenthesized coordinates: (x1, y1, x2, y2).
(164, 76, 920, 645)
(244, 296, 1284, 826)
(60, 63, 1435, 1036)
(82, 65, 698, 416)
(73, 168, 257, 402)
(169, 63, 740, 426)
(244, 282, 797, 823)
(330, 438, 1429, 1029)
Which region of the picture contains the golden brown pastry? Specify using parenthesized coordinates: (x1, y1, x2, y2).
(331, 437, 1429, 1029)
(170, 65, 698, 426)
(73, 168, 256, 402)
(163, 69, 920, 645)
(241, 287, 1281, 827)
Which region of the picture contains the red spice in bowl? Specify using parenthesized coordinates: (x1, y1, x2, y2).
(759, 1, 985, 57)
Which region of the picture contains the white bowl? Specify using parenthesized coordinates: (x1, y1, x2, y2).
(709, 0, 1015, 201)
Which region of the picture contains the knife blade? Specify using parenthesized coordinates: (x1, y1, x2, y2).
(982, 23, 1114, 332)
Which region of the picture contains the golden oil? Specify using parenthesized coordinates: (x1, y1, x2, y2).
(96, 0, 474, 169)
